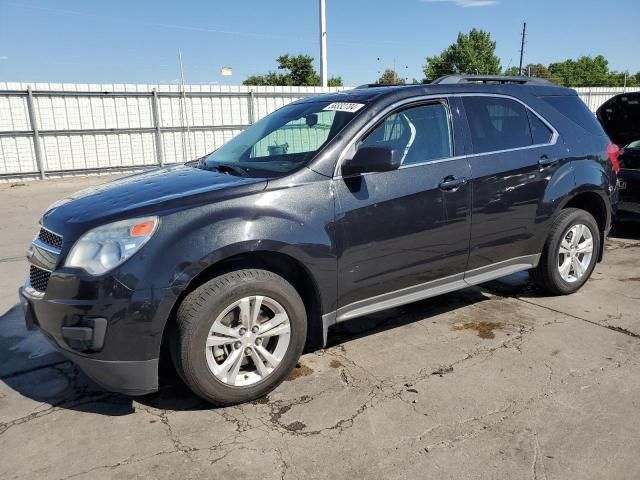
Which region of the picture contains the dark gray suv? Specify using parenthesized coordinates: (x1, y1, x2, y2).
(20, 75, 619, 405)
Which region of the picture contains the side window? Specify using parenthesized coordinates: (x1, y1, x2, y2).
(462, 97, 533, 154)
(360, 102, 453, 165)
(527, 110, 553, 145)
(251, 110, 336, 158)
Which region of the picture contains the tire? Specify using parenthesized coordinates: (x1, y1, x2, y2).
(173, 269, 307, 406)
(530, 208, 600, 295)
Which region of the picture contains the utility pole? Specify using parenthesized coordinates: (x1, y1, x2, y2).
(178, 49, 191, 161)
(518, 22, 527, 76)
(319, 0, 328, 87)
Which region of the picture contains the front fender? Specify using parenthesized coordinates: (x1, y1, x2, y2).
(114, 174, 336, 359)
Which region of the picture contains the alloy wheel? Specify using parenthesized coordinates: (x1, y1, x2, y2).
(204, 295, 291, 387)
(557, 223, 594, 283)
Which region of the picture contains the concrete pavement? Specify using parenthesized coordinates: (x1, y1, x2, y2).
(1, 176, 639, 480)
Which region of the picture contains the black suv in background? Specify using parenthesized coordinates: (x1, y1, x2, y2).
(20, 75, 619, 405)
(597, 91, 640, 220)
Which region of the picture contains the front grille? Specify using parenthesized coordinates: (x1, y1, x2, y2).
(38, 227, 63, 249)
(29, 265, 51, 292)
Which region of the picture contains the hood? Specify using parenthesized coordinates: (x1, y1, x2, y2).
(41, 164, 267, 240)
(596, 92, 640, 148)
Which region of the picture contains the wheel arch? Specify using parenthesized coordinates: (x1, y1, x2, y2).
(160, 250, 325, 361)
(558, 190, 610, 261)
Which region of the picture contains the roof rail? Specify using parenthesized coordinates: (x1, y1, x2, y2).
(355, 83, 409, 89)
(431, 75, 554, 86)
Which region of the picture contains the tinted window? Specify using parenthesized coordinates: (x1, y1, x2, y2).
(528, 110, 553, 144)
(463, 97, 532, 154)
(541, 95, 606, 136)
(361, 102, 452, 165)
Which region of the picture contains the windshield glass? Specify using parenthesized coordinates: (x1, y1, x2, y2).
(625, 140, 640, 150)
(202, 101, 361, 177)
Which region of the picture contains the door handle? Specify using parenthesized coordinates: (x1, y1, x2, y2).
(538, 155, 559, 167)
(438, 176, 467, 191)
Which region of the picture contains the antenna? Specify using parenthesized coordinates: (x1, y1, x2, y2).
(518, 22, 527, 76)
(178, 48, 192, 161)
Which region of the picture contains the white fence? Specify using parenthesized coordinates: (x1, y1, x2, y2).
(0, 83, 346, 179)
(0, 83, 636, 179)
(573, 86, 636, 112)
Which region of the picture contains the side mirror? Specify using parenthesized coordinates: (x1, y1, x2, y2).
(341, 146, 401, 177)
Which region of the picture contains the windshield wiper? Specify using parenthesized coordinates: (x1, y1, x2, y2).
(208, 163, 250, 177)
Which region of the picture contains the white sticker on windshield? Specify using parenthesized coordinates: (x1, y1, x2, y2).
(323, 102, 365, 113)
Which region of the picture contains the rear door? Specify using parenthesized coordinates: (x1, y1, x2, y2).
(333, 99, 472, 315)
(459, 94, 564, 273)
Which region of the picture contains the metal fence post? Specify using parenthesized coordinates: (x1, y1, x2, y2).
(248, 90, 256, 124)
(26, 86, 46, 179)
(151, 89, 164, 166)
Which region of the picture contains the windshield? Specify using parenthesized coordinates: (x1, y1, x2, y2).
(625, 140, 640, 150)
(202, 101, 361, 177)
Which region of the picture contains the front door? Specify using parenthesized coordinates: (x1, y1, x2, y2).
(333, 99, 472, 318)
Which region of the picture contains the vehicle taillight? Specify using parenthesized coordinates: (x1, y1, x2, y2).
(607, 142, 621, 174)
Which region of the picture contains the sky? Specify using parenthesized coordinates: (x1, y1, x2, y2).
(0, 0, 639, 86)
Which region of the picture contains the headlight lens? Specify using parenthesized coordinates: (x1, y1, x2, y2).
(65, 217, 158, 275)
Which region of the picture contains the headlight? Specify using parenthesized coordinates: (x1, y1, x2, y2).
(65, 217, 159, 275)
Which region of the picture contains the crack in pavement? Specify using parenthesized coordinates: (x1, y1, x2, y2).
(3, 269, 637, 478)
(403, 351, 629, 456)
(0, 256, 25, 263)
(531, 429, 548, 480)
(136, 405, 198, 458)
(0, 392, 120, 436)
(481, 286, 640, 341)
(0, 360, 70, 381)
(0, 362, 123, 436)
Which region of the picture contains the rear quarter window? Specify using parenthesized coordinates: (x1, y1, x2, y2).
(540, 95, 606, 136)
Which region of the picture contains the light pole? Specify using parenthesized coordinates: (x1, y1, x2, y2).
(319, 0, 328, 87)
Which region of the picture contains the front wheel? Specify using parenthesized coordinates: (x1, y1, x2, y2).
(530, 208, 600, 295)
(173, 269, 307, 406)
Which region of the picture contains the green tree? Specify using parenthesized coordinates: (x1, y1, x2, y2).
(276, 54, 316, 85)
(505, 57, 638, 86)
(328, 76, 344, 87)
(503, 66, 520, 76)
(377, 69, 405, 85)
(243, 54, 343, 87)
(422, 28, 501, 82)
(525, 63, 552, 79)
(505, 63, 556, 81)
(243, 72, 291, 86)
(548, 55, 611, 86)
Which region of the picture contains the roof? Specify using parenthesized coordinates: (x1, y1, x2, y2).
(296, 75, 574, 106)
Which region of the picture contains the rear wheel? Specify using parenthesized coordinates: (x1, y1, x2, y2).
(530, 208, 600, 295)
(173, 269, 307, 406)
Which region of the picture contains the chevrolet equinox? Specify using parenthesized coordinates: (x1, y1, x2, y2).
(20, 75, 620, 405)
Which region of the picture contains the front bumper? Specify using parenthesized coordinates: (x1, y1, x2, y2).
(18, 277, 172, 396)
